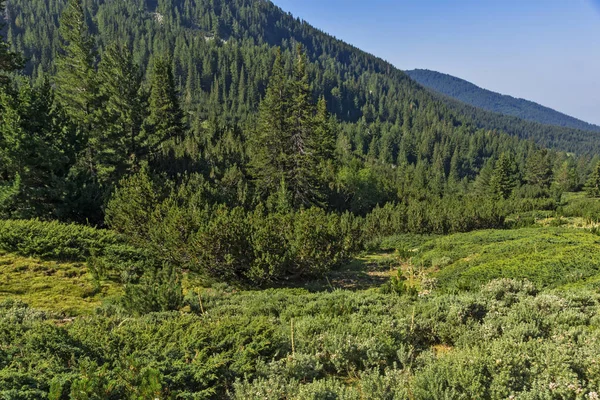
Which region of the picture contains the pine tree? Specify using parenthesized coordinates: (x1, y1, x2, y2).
(55, 0, 105, 184)
(525, 149, 553, 189)
(313, 95, 337, 197)
(287, 44, 319, 207)
(55, 0, 97, 124)
(448, 147, 461, 185)
(553, 159, 578, 193)
(313, 96, 336, 161)
(0, 79, 73, 218)
(490, 153, 517, 199)
(143, 56, 185, 157)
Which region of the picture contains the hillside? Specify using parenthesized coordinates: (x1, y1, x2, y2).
(407, 69, 600, 132)
(3, 0, 600, 155)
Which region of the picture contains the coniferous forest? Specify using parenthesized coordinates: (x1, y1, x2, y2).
(2, 0, 600, 398)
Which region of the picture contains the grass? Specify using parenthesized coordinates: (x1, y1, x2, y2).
(405, 227, 600, 291)
(0, 250, 121, 315)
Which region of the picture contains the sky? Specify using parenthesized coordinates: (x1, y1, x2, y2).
(272, 0, 600, 125)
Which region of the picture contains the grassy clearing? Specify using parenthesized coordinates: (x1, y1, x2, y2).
(405, 227, 600, 291)
(3, 221, 600, 315)
(0, 250, 121, 315)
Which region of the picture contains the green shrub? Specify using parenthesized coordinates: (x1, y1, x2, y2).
(108, 180, 363, 286)
(5, 284, 600, 398)
(191, 205, 254, 283)
(0, 219, 119, 260)
(121, 264, 184, 315)
(558, 195, 600, 223)
(290, 208, 351, 277)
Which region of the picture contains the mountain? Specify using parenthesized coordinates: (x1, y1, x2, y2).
(3, 0, 600, 156)
(406, 69, 600, 133)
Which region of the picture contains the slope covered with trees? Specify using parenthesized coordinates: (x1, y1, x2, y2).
(1, 0, 591, 224)
(3, 0, 600, 156)
(407, 69, 600, 133)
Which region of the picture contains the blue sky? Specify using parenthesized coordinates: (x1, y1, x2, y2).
(272, 0, 600, 125)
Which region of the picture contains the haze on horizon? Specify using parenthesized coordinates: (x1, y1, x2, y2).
(272, 0, 600, 126)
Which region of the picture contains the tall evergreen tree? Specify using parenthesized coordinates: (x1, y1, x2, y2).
(287, 44, 319, 207)
(98, 42, 147, 175)
(313, 95, 337, 197)
(0, 79, 74, 218)
(525, 149, 553, 189)
(490, 153, 517, 199)
(249, 48, 289, 201)
(55, 0, 106, 185)
(313, 97, 335, 163)
(143, 56, 185, 157)
(55, 0, 97, 124)
(585, 161, 600, 198)
(553, 158, 578, 193)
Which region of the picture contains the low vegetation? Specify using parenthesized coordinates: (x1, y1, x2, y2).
(1, 218, 600, 397)
(412, 227, 600, 291)
(3, 278, 600, 398)
(0, 251, 119, 315)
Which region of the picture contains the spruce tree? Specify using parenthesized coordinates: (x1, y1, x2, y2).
(287, 44, 319, 207)
(525, 149, 553, 189)
(143, 56, 185, 157)
(0, 79, 73, 218)
(249, 48, 289, 201)
(98, 42, 147, 174)
(313, 96, 337, 197)
(55, 0, 108, 187)
(55, 0, 97, 124)
(553, 159, 578, 193)
(585, 161, 600, 198)
(313, 96, 336, 162)
(448, 148, 461, 185)
(490, 153, 517, 199)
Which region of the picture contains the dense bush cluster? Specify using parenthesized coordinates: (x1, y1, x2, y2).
(3, 280, 600, 398)
(363, 198, 506, 239)
(559, 195, 600, 223)
(106, 173, 363, 286)
(0, 219, 119, 260)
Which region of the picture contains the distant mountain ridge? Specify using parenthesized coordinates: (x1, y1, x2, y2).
(406, 69, 600, 133)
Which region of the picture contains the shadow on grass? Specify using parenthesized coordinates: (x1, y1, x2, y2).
(279, 252, 398, 292)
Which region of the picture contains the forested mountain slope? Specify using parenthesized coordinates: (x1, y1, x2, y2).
(1, 0, 599, 230)
(3, 0, 600, 155)
(407, 69, 600, 133)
